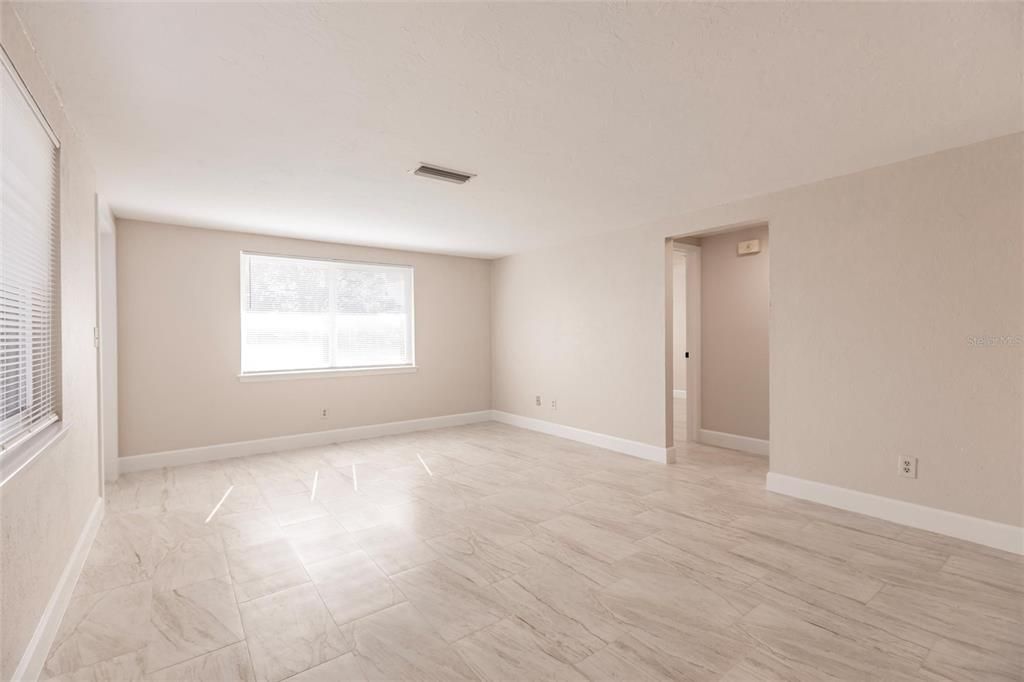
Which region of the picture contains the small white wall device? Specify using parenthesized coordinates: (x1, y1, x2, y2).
(737, 239, 761, 256)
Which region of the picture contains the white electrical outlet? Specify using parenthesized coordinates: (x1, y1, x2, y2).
(320, 408, 328, 419)
(535, 395, 541, 406)
(551, 399, 557, 409)
(898, 456, 917, 478)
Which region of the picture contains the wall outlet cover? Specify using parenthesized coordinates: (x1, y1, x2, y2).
(898, 456, 917, 478)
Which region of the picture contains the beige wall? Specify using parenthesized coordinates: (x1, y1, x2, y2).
(700, 224, 769, 440)
(492, 134, 1023, 527)
(671, 250, 687, 391)
(0, 6, 102, 679)
(492, 229, 668, 445)
(116, 220, 492, 457)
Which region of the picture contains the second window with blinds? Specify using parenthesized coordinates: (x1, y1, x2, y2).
(240, 253, 414, 377)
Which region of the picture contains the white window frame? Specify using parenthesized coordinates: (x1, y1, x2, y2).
(0, 47, 67, 488)
(238, 251, 416, 380)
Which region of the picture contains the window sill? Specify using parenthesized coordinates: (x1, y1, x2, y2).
(0, 420, 70, 488)
(238, 366, 418, 382)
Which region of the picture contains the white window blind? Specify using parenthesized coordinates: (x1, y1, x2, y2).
(241, 253, 414, 374)
(1, 52, 61, 454)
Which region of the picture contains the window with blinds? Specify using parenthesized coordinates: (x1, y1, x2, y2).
(1, 52, 61, 457)
(240, 253, 414, 374)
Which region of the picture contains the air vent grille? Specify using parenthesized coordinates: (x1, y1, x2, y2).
(413, 164, 475, 184)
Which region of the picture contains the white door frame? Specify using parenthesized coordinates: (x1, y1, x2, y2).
(95, 197, 119, 483)
(675, 242, 702, 443)
(668, 240, 702, 445)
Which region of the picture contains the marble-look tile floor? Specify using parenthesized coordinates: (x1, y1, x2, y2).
(44, 422, 1022, 681)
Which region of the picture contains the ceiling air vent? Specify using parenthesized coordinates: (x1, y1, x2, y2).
(413, 163, 475, 184)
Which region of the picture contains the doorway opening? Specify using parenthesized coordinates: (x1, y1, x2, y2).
(667, 221, 770, 456)
(670, 240, 700, 445)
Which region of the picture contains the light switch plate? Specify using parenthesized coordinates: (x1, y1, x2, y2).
(737, 239, 761, 256)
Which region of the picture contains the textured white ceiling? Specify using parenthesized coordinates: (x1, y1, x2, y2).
(12, 2, 1022, 258)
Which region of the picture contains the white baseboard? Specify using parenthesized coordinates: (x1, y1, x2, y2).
(767, 473, 1024, 556)
(120, 409, 672, 473)
(12, 496, 104, 681)
(673, 389, 686, 399)
(491, 411, 672, 464)
(699, 429, 769, 456)
(120, 411, 494, 473)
